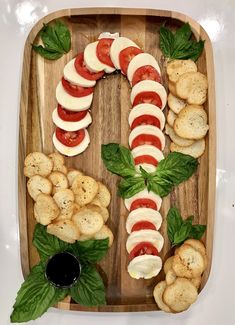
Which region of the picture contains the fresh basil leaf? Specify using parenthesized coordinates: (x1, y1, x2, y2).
(189, 224, 206, 240)
(173, 217, 193, 245)
(184, 40, 205, 61)
(32, 45, 63, 60)
(10, 262, 67, 323)
(118, 176, 145, 198)
(174, 23, 192, 50)
(54, 20, 71, 53)
(139, 166, 151, 178)
(148, 176, 174, 197)
(159, 26, 175, 58)
(40, 24, 64, 53)
(167, 208, 183, 243)
(33, 224, 69, 261)
(69, 239, 109, 263)
(101, 143, 136, 177)
(70, 264, 106, 306)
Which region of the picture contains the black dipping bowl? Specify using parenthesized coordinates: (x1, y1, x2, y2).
(45, 252, 81, 288)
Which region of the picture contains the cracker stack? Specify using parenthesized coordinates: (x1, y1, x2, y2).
(166, 60, 209, 158)
(24, 151, 113, 246)
(153, 239, 207, 313)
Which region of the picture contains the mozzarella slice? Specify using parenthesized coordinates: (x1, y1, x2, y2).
(52, 129, 90, 157)
(84, 41, 115, 74)
(126, 229, 164, 253)
(56, 82, 93, 111)
(63, 59, 96, 87)
(129, 125, 166, 150)
(126, 208, 163, 234)
(124, 188, 162, 211)
(130, 80, 167, 109)
(128, 103, 166, 130)
(52, 108, 92, 131)
(132, 145, 164, 162)
(110, 37, 140, 70)
(128, 255, 162, 279)
(127, 53, 161, 84)
(98, 32, 119, 39)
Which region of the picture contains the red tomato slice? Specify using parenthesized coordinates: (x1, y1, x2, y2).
(119, 46, 143, 75)
(96, 38, 115, 68)
(129, 242, 158, 260)
(55, 128, 85, 147)
(130, 199, 157, 211)
(57, 105, 88, 122)
(132, 65, 161, 86)
(61, 77, 94, 98)
(134, 155, 158, 166)
(131, 134, 162, 150)
(133, 91, 162, 108)
(131, 115, 161, 130)
(74, 53, 104, 81)
(131, 221, 156, 232)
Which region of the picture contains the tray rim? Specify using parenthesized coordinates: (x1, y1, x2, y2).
(18, 7, 216, 312)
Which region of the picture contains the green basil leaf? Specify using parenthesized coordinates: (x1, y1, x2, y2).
(10, 262, 67, 323)
(159, 26, 175, 58)
(69, 239, 109, 263)
(139, 166, 151, 178)
(173, 219, 193, 246)
(174, 23, 192, 50)
(32, 45, 63, 60)
(167, 208, 183, 243)
(185, 40, 205, 61)
(54, 20, 71, 53)
(40, 24, 64, 53)
(101, 143, 136, 177)
(118, 177, 145, 198)
(189, 224, 206, 240)
(33, 224, 69, 261)
(148, 176, 174, 197)
(70, 264, 106, 306)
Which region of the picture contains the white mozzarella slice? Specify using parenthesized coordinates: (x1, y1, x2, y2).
(127, 53, 161, 84)
(126, 208, 163, 234)
(110, 37, 140, 70)
(128, 103, 166, 130)
(84, 41, 115, 74)
(128, 255, 162, 279)
(52, 129, 90, 157)
(56, 82, 93, 111)
(129, 125, 166, 150)
(63, 59, 96, 87)
(52, 109, 92, 131)
(98, 32, 119, 39)
(124, 188, 162, 211)
(132, 145, 164, 162)
(126, 229, 164, 253)
(130, 80, 167, 109)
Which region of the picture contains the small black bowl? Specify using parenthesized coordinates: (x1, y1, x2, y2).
(45, 252, 81, 289)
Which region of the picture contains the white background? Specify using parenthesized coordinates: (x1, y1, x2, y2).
(0, 0, 235, 324)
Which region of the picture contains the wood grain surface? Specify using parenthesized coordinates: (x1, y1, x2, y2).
(18, 8, 216, 312)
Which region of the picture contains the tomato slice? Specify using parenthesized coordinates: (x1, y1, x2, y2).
(131, 114, 161, 130)
(129, 242, 158, 260)
(57, 105, 88, 122)
(130, 199, 157, 211)
(134, 155, 158, 166)
(131, 134, 162, 150)
(132, 65, 161, 86)
(133, 91, 162, 108)
(55, 128, 85, 147)
(61, 77, 94, 97)
(74, 53, 104, 81)
(131, 221, 156, 232)
(119, 46, 143, 75)
(96, 38, 115, 68)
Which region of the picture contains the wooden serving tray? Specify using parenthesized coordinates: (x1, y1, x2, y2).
(18, 8, 216, 312)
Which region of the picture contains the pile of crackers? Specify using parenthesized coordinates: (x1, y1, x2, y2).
(24, 152, 113, 245)
(154, 239, 207, 312)
(166, 60, 209, 158)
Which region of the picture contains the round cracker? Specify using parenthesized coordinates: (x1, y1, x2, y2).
(184, 239, 207, 270)
(94, 225, 114, 247)
(47, 220, 80, 243)
(67, 169, 84, 187)
(48, 152, 67, 174)
(24, 152, 53, 178)
(153, 281, 172, 313)
(95, 182, 111, 207)
(167, 59, 197, 83)
(72, 207, 103, 235)
(86, 204, 109, 223)
(163, 278, 198, 312)
(27, 175, 52, 201)
(165, 269, 177, 285)
(72, 175, 98, 206)
(167, 93, 186, 114)
(163, 256, 174, 274)
(48, 171, 68, 195)
(34, 193, 60, 225)
(191, 276, 202, 290)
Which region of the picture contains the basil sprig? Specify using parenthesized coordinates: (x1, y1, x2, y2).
(160, 23, 204, 61)
(11, 225, 109, 323)
(101, 144, 198, 198)
(167, 207, 206, 246)
(32, 20, 71, 60)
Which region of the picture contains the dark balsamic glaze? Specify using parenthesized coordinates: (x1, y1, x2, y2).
(45, 252, 81, 288)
